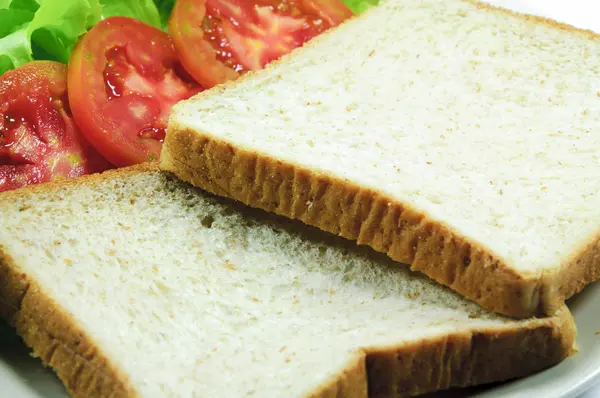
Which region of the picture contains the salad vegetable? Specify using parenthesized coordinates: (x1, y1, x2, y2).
(169, 0, 353, 88)
(67, 16, 201, 166)
(0, 0, 377, 192)
(0, 0, 376, 76)
(0, 61, 111, 191)
(0, 0, 173, 75)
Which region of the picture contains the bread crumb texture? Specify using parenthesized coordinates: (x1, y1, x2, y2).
(0, 168, 574, 397)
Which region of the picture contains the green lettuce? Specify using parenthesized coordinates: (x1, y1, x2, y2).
(99, 0, 162, 29)
(0, 0, 38, 74)
(0, 0, 103, 74)
(152, 0, 175, 30)
(343, 0, 379, 14)
(0, 0, 170, 76)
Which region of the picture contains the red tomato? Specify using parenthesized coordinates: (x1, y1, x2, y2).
(169, 0, 353, 88)
(0, 61, 111, 193)
(68, 17, 203, 167)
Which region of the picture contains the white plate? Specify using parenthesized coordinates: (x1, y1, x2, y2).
(1, 1, 599, 397)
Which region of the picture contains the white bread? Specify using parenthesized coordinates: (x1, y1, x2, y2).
(0, 165, 575, 397)
(160, 0, 600, 318)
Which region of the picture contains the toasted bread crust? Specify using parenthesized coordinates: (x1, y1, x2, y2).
(364, 308, 575, 397)
(0, 248, 137, 398)
(159, 0, 600, 318)
(161, 129, 600, 318)
(306, 306, 576, 398)
(543, 231, 600, 316)
(307, 306, 575, 398)
(161, 130, 544, 318)
(0, 162, 159, 203)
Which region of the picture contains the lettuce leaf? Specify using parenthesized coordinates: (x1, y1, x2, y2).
(0, 0, 36, 74)
(0, 0, 102, 74)
(28, 0, 102, 64)
(3, 0, 38, 13)
(100, 0, 162, 28)
(152, 0, 175, 30)
(0, 0, 168, 76)
(342, 0, 379, 14)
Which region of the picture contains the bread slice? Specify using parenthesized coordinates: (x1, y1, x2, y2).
(0, 164, 576, 397)
(159, 0, 600, 319)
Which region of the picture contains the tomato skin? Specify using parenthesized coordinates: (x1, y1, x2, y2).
(68, 17, 202, 167)
(169, 0, 239, 89)
(0, 61, 111, 193)
(169, 0, 353, 89)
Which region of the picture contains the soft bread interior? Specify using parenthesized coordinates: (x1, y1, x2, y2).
(0, 168, 574, 397)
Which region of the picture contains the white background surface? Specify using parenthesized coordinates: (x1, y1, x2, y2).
(0, 0, 599, 397)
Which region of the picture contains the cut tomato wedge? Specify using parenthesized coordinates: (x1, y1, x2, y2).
(169, 0, 353, 88)
(0, 61, 111, 193)
(68, 16, 203, 167)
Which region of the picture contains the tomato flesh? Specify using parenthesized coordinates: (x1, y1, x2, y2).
(170, 0, 352, 88)
(0, 61, 111, 192)
(206, 0, 327, 71)
(68, 17, 203, 167)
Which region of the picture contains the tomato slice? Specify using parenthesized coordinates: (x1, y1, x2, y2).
(169, 0, 353, 88)
(0, 61, 111, 193)
(68, 17, 203, 167)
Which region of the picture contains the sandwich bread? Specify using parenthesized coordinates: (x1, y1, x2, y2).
(0, 165, 576, 397)
(160, 0, 600, 318)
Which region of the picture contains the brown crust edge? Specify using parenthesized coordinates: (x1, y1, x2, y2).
(307, 307, 576, 398)
(542, 231, 600, 316)
(159, 0, 600, 318)
(161, 128, 600, 319)
(160, 130, 544, 318)
(364, 307, 576, 397)
(0, 162, 160, 204)
(0, 215, 140, 396)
